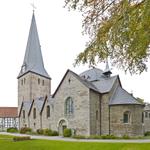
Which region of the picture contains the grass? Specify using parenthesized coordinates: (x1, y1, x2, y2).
(0, 134, 150, 150)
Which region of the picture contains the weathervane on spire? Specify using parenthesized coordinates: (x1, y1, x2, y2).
(31, 1, 36, 12)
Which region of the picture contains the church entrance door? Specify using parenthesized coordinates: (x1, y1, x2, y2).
(58, 119, 67, 136)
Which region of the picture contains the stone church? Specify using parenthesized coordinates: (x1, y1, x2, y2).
(18, 12, 144, 137)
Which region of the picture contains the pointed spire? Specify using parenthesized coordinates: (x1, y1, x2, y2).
(103, 59, 112, 77)
(18, 12, 50, 79)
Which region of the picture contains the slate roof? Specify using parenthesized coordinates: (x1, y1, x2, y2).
(0, 107, 18, 118)
(92, 76, 117, 93)
(34, 97, 45, 112)
(109, 86, 141, 105)
(18, 12, 50, 79)
(80, 68, 104, 82)
(144, 104, 150, 111)
(23, 101, 32, 114)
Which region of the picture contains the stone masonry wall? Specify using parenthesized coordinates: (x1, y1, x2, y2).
(52, 71, 90, 136)
(110, 105, 144, 137)
(18, 72, 51, 113)
(89, 90, 100, 135)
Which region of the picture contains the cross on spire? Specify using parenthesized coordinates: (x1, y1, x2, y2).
(31, 1, 36, 12)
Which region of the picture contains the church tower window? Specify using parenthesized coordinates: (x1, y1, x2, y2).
(46, 105, 50, 118)
(65, 97, 74, 115)
(38, 78, 40, 85)
(42, 80, 44, 86)
(33, 108, 36, 119)
(23, 110, 25, 119)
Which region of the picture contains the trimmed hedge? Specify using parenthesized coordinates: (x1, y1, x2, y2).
(7, 127, 18, 133)
(37, 129, 58, 136)
(144, 131, 150, 136)
(13, 136, 31, 141)
(63, 128, 72, 137)
(20, 127, 32, 134)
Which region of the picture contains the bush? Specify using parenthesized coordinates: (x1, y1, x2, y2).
(20, 127, 32, 134)
(37, 129, 44, 135)
(122, 135, 130, 139)
(63, 128, 72, 137)
(73, 135, 87, 139)
(13, 136, 31, 141)
(51, 130, 59, 136)
(43, 129, 52, 136)
(101, 134, 116, 139)
(7, 127, 18, 133)
(144, 131, 150, 136)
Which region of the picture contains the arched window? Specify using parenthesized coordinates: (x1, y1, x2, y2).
(123, 111, 130, 123)
(33, 108, 36, 119)
(23, 110, 25, 119)
(47, 105, 50, 118)
(65, 97, 73, 115)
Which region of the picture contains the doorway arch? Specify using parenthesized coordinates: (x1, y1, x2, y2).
(58, 119, 68, 135)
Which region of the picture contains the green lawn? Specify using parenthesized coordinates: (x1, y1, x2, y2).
(0, 135, 150, 150)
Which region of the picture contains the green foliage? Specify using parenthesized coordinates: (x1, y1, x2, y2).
(20, 127, 32, 134)
(122, 135, 130, 139)
(13, 136, 31, 141)
(63, 128, 72, 137)
(72, 135, 87, 139)
(43, 129, 52, 136)
(65, 0, 150, 74)
(7, 127, 18, 133)
(51, 130, 59, 136)
(36, 129, 44, 135)
(144, 131, 150, 136)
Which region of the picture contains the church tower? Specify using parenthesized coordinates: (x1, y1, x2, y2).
(17, 12, 51, 110)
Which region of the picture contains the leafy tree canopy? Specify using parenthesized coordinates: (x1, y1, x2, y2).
(65, 0, 150, 74)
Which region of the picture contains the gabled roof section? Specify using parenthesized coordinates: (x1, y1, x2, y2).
(109, 86, 142, 105)
(92, 75, 118, 93)
(80, 68, 104, 82)
(34, 97, 45, 113)
(0, 107, 18, 118)
(18, 12, 50, 79)
(19, 101, 32, 117)
(52, 69, 99, 98)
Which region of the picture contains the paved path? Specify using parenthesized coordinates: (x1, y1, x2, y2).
(0, 132, 150, 143)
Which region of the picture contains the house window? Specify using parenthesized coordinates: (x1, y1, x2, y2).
(38, 78, 40, 85)
(47, 105, 50, 118)
(42, 80, 44, 86)
(149, 113, 150, 118)
(23, 110, 25, 119)
(65, 97, 73, 115)
(33, 108, 36, 119)
(145, 112, 148, 118)
(123, 111, 130, 123)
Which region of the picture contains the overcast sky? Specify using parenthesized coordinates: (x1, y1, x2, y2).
(0, 0, 149, 107)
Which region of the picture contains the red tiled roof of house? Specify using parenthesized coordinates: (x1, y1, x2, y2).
(0, 107, 18, 118)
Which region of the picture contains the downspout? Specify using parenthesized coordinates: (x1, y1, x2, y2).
(99, 94, 102, 135)
(40, 113, 42, 129)
(109, 105, 110, 135)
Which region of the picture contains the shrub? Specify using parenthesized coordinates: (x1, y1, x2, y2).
(122, 135, 130, 139)
(37, 129, 44, 135)
(63, 128, 72, 137)
(20, 127, 32, 134)
(144, 131, 150, 136)
(101, 134, 116, 139)
(7, 127, 18, 133)
(73, 135, 87, 139)
(51, 130, 59, 136)
(13, 136, 31, 141)
(43, 129, 52, 136)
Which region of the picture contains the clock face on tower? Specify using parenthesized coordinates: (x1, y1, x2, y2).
(22, 64, 26, 73)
